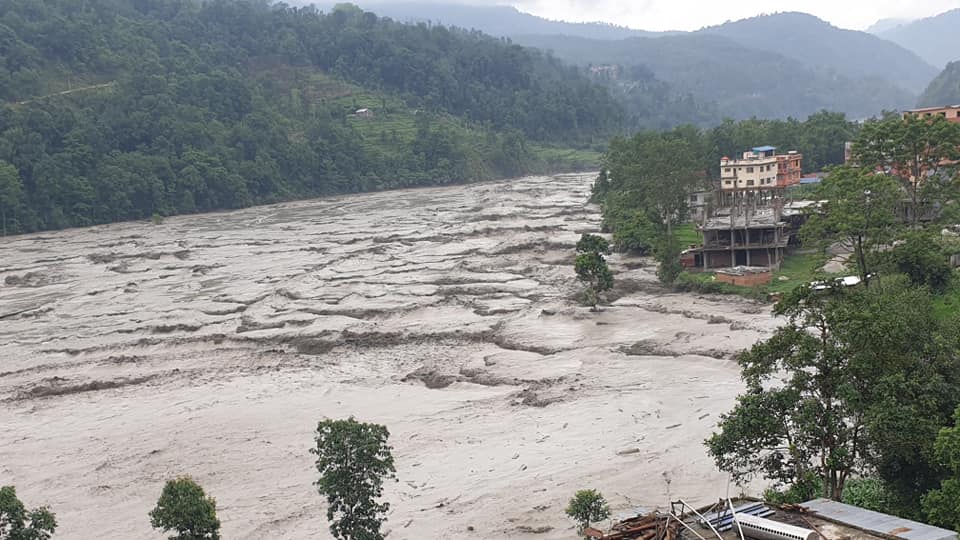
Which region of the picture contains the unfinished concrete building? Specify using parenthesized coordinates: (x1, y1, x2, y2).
(689, 208, 790, 270)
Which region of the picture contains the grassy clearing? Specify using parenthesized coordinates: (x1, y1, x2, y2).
(933, 274, 960, 321)
(674, 222, 701, 249)
(767, 250, 830, 294)
(530, 146, 603, 172)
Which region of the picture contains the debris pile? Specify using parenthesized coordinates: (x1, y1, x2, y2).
(584, 513, 683, 540)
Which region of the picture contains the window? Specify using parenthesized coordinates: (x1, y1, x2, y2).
(690, 194, 698, 203)
(724, 168, 731, 173)
(747, 180, 755, 186)
(746, 167, 754, 173)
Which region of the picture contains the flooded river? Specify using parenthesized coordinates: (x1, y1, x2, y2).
(0, 174, 778, 539)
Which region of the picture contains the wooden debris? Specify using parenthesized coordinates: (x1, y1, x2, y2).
(594, 513, 684, 540)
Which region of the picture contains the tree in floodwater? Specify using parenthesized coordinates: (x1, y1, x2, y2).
(575, 234, 614, 310)
(0, 486, 57, 540)
(149, 477, 220, 540)
(565, 489, 610, 536)
(312, 418, 396, 540)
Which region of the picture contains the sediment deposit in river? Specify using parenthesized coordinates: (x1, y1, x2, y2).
(0, 174, 779, 539)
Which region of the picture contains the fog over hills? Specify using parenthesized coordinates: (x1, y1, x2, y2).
(879, 9, 960, 69)
(327, 2, 935, 122)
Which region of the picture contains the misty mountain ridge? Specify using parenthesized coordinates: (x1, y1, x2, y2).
(879, 9, 960, 69)
(327, 3, 935, 122)
(306, 1, 673, 40)
(919, 62, 960, 108)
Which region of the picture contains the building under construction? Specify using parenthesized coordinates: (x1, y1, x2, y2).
(682, 147, 808, 273)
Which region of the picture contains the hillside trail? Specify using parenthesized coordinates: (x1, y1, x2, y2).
(13, 81, 116, 106)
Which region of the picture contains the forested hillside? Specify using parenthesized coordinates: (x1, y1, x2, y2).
(699, 12, 937, 93)
(0, 0, 624, 235)
(311, 2, 667, 40)
(918, 62, 960, 107)
(514, 33, 915, 121)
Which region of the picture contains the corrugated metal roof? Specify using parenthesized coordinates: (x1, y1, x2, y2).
(801, 499, 957, 540)
(753, 145, 777, 152)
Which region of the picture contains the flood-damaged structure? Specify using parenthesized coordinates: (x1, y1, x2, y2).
(587, 498, 956, 540)
(682, 147, 810, 277)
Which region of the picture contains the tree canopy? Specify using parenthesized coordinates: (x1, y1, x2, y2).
(149, 477, 220, 540)
(0, 486, 57, 540)
(311, 418, 396, 540)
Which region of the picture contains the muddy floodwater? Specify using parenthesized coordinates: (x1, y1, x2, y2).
(1, 174, 779, 539)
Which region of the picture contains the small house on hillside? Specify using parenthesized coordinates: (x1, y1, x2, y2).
(355, 108, 374, 118)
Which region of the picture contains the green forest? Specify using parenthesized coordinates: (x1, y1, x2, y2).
(0, 0, 625, 235)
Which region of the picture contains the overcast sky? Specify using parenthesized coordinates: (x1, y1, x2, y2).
(489, 0, 960, 31)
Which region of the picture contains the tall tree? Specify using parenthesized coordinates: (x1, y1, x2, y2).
(311, 418, 396, 540)
(0, 486, 57, 540)
(575, 234, 614, 310)
(604, 132, 704, 283)
(853, 114, 960, 227)
(0, 162, 23, 237)
(149, 477, 220, 540)
(801, 166, 900, 285)
(707, 281, 953, 501)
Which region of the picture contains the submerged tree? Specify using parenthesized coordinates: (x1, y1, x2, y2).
(575, 234, 614, 310)
(565, 489, 610, 536)
(312, 418, 396, 540)
(149, 477, 220, 540)
(0, 486, 57, 540)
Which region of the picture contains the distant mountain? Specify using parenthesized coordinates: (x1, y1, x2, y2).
(865, 17, 911, 34)
(918, 62, 960, 107)
(879, 9, 960, 68)
(699, 12, 937, 93)
(514, 33, 915, 121)
(313, 3, 932, 123)
(309, 2, 669, 40)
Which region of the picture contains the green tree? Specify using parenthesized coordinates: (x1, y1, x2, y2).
(149, 477, 220, 540)
(707, 281, 950, 501)
(853, 114, 960, 227)
(311, 418, 396, 540)
(574, 234, 614, 310)
(0, 162, 23, 237)
(0, 486, 57, 540)
(923, 407, 960, 531)
(801, 166, 900, 284)
(881, 231, 953, 292)
(565, 489, 610, 536)
(603, 131, 704, 283)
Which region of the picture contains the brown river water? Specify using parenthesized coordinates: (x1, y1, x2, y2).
(0, 173, 778, 539)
